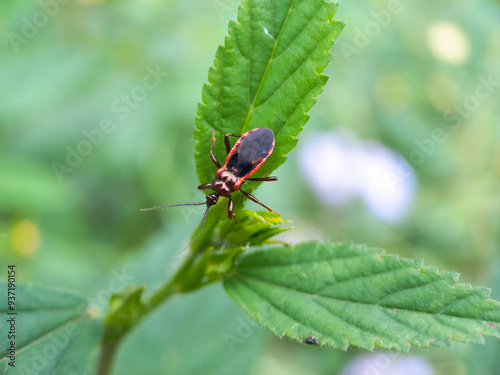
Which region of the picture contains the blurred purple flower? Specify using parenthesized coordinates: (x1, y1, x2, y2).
(299, 130, 417, 223)
(341, 353, 435, 375)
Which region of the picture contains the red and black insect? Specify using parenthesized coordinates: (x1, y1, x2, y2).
(142, 127, 278, 239)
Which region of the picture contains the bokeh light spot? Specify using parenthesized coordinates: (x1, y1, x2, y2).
(426, 21, 471, 65)
(10, 220, 42, 257)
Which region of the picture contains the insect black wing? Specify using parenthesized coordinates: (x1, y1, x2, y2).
(226, 128, 275, 178)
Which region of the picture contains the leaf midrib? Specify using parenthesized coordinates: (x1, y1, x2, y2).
(232, 272, 500, 323)
(241, 0, 295, 133)
(253, 21, 339, 113)
(237, 250, 382, 268)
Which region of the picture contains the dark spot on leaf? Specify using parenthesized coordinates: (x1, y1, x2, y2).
(487, 322, 497, 328)
(301, 336, 319, 345)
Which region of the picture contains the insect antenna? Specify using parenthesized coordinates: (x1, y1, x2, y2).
(140, 202, 206, 211)
(141, 201, 211, 252)
(182, 205, 211, 251)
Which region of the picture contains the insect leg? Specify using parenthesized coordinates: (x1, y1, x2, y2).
(239, 188, 278, 214)
(198, 183, 212, 190)
(245, 176, 278, 182)
(210, 129, 221, 168)
(228, 196, 235, 219)
(224, 133, 241, 155)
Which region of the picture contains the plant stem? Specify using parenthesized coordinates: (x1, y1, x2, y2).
(97, 341, 119, 375)
(97, 247, 209, 375)
(97, 205, 227, 375)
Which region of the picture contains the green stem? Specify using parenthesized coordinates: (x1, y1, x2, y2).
(97, 205, 227, 375)
(97, 249, 200, 375)
(97, 341, 119, 375)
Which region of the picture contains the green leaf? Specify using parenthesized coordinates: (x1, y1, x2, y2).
(220, 209, 289, 246)
(206, 247, 244, 279)
(0, 281, 103, 375)
(195, 0, 345, 186)
(191, 208, 289, 254)
(224, 241, 500, 351)
(190, 0, 344, 250)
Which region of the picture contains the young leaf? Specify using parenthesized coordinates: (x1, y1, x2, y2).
(224, 242, 500, 351)
(220, 210, 289, 246)
(104, 285, 146, 343)
(195, 0, 345, 186)
(0, 281, 103, 374)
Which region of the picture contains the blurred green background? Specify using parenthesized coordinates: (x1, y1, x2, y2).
(1, 0, 500, 374)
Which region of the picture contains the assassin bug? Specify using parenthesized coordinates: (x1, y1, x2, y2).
(141, 127, 278, 241)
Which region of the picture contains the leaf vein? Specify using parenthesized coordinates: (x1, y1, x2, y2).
(311, 297, 389, 347)
(273, 75, 323, 137)
(241, 0, 295, 133)
(239, 251, 377, 269)
(437, 293, 478, 314)
(0, 314, 88, 361)
(314, 265, 417, 295)
(272, 1, 327, 62)
(432, 314, 475, 336)
(238, 277, 328, 339)
(376, 278, 444, 306)
(253, 26, 334, 112)
(380, 308, 421, 337)
(234, 273, 500, 323)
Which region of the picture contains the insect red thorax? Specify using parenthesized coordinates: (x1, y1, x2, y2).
(141, 127, 279, 243)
